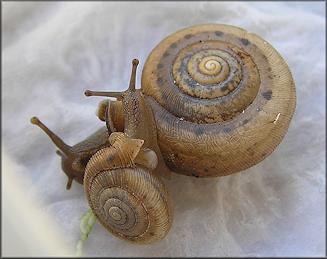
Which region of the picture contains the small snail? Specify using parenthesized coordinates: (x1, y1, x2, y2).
(31, 24, 296, 244)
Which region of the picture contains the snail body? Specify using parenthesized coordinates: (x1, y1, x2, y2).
(31, 24, 296, 245)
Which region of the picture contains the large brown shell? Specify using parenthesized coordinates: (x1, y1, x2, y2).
(84, 133, 173, 244)
(141, 24, 296, 177)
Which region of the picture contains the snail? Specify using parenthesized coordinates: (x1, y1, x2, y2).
(31, 24, 296, 244)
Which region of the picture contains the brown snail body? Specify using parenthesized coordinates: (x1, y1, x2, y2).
(31, 24, 296, 245)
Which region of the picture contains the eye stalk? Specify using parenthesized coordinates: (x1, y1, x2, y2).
(85, 58, 139, 99)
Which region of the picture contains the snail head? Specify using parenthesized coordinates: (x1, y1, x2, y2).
(84, 58, 139, 134)
(30, 116, 85, 190)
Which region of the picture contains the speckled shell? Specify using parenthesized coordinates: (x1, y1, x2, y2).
(141, 24, 296, 177)
(84, 133, 173, 244)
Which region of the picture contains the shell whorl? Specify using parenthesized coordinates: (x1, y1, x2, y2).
(84, 133, 173, 244)
(170, 40, 260, 123)
(141, 24, 296, 177)
(142, 27, 264, 124)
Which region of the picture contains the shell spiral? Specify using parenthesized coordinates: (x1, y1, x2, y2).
(141, 24, 296, 177)
(84, 135, 173, 244)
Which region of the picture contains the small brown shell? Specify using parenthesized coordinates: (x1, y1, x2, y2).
(141, 24, 296, 177)
(84, 133, 173, 244)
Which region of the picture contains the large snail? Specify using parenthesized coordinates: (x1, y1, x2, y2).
(30, 24, 296, 244)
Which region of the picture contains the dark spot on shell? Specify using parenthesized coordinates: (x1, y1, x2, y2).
(107, 155, 115, 163)
(143, 195, 147, 199)
(268, 67, 272, 72)
(246, 147, 255, 156)
(194, 127, 205, 136)
(177, 64, 185, 74)
(262, 90, 272, 100)
(215, 31, 224, 36)
(157, 77, 164, 86)
(186, 78, 200, 91)
(220, 84, 229, 92)
(262, 152, 267, 157)
(184, 34, 192, 39)
(149, 232, 155, 236)
(192, 174, 199, 178)
(170, 43, 177, 48)
(221, 113, 230, 121)
(223, 127, 231, 133)
(262, 55, 268, 61)
(242, 119, 249, 125)
(241, 38, 250, 46)
(163, 51, 169, 57)
(157, 63, 163, 69)
(175, 153, 179, 158)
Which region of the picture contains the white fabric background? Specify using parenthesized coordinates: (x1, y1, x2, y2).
(2, 1, 325, 257)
